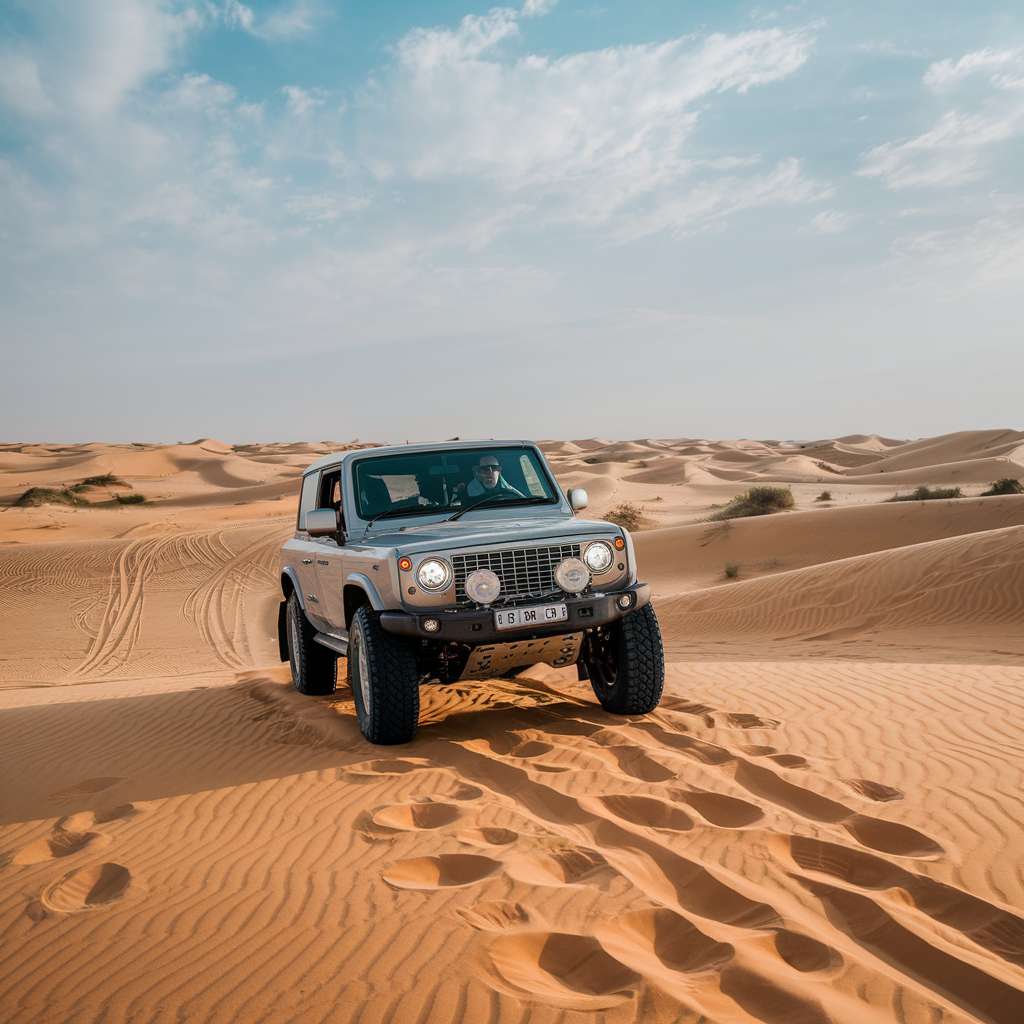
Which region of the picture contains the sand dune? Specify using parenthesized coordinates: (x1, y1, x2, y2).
(2, 432, 1023, 1024)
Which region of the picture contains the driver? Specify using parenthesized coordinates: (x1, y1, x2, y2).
(466, 454, 525, 499)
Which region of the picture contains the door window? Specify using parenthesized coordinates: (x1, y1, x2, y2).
(297, 473, 319, 530)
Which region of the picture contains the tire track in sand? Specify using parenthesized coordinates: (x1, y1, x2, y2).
(181, 526, 284, 671)
(67, 535, 182, 680)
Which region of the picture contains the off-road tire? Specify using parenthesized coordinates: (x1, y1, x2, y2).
(287, 592, 337, 696)
(584, 603, 664, 715)
(348, 605, 420, 744)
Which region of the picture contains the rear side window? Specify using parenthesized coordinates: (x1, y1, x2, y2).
(297, 473, 319, 530)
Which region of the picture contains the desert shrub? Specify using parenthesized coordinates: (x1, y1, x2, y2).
(114, 493, 147, 505)
(80, 473, 127, 488)
(605, 502, 642, 530)
(724, 562, 740, 579)
(816, 490, 832, 502)
(14, 487, 89, 508)
(981, 478, 1024, 496)
(887, 485, 962, 503)
(709, 486, 794, 521)
(815, 461, 837, 473)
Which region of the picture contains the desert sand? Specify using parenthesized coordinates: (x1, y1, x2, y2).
(1, 429, 1023, 1023)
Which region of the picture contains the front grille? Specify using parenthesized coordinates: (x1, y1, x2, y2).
(453, 543, 581, 605)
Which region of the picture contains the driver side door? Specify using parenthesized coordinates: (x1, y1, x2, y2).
(310, 466, 348, 632)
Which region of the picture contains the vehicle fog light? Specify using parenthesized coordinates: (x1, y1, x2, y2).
(417, 558, 452, 591)
(465, 568, 501, 604)
(422, 617, 440, 633)
(554, 557, 590, 594)
(583, 541, 614, 574)
(617, 594, 633, 609)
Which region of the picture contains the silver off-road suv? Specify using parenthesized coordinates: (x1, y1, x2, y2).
(277, 441, 664, 744)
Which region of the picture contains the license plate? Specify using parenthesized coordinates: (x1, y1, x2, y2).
(494, 602, 568, 631)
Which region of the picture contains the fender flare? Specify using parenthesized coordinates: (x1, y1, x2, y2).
(344, 572, 386, 613)
(281, 566, 305, 609)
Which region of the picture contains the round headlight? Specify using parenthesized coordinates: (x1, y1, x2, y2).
(583, 541, 614, 574)
(416, 558, 452, 592)
(554, 556, 590, 594)
(465, 568, 501, 604)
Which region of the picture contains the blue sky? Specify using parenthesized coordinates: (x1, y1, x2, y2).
(2, 1, 1022, 442)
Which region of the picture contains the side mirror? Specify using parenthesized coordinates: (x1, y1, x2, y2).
(307, 507, 341, 539)
(567, 487, 589, 511)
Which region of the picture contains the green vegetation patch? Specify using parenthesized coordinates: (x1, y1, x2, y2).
(886, 485, 962, 503)
(709, 486, 795, 521)
(605, 502, 642, 530)
(14, 487, 90, 508)
(79, 473, 128, 488)
(982, 478, 1024, 496)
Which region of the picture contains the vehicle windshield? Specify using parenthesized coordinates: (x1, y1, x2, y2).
(353, 447, 560, 524)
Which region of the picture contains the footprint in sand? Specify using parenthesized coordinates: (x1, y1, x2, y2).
(381, 853, 501, 890)
(781, 834, 1024, 968)
(843, 778, 904, 802)
(505, 847, 610, 888)
(41, 862, 133, 913)
(57, 803, 141, 831)
(456, 899, 531, 932)
(739, 744, 808, 769)
(672, 788, 765, 828)
(48, 777, 126, 803)
(734, 760, 942, 858)
(725, 713, 781, 730)
(595, 907, 734, 981)
(340, 758, 433, 781)
(10, 828, 108, 866)
(582, 793, 694, 833)
(487, 931, 639, 1010)
(371, 801, 462, 832)
(772, 929, 844, 974)
(457, 827, 520, 847)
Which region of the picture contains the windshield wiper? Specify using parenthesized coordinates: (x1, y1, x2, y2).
(363, 506, 437, 531)
(447, 495, 549, 523)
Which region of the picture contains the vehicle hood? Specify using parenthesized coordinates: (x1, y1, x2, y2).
(359, 515, 617, 554)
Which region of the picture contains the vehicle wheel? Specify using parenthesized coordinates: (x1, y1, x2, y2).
(287, 592, 337, 696)
(348, 605, 420, 744)
(584, 603, 664, 715)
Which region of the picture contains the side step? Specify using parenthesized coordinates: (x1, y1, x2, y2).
(313, 632, 349, 657)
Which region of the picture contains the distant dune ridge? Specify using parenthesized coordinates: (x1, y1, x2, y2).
(1, 430, 1023, 1024)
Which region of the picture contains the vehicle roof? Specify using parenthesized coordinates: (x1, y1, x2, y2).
(302, 439, 537, 476)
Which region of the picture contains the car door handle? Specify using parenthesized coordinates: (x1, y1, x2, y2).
(301, 558, 313, 565)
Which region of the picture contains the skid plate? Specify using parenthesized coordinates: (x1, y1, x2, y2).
(459, 632, 583, 681)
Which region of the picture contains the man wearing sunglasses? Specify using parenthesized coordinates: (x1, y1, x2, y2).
(466, 454, 525, 499)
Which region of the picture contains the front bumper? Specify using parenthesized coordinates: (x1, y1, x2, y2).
(379, 582, 651, 643)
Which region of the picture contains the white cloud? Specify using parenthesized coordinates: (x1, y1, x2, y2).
(27, 0, 198, 117)
(859, 108, 1023, 189)
(860, 45, 1024, 192)
(281, 84, 326, 115)
(924, 48, 1024, 90)
(521, 0, 558, 16)
(166, 73, 237, 113)
(396, 8, 522, 68)
(0, 51, 54, 117)
(617, 157, 831, 240)
(890, 213, 1024, 293)
(373, 24, 815, 231)
(810, 209, 854, 234)
(219, 0, 323, 41)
